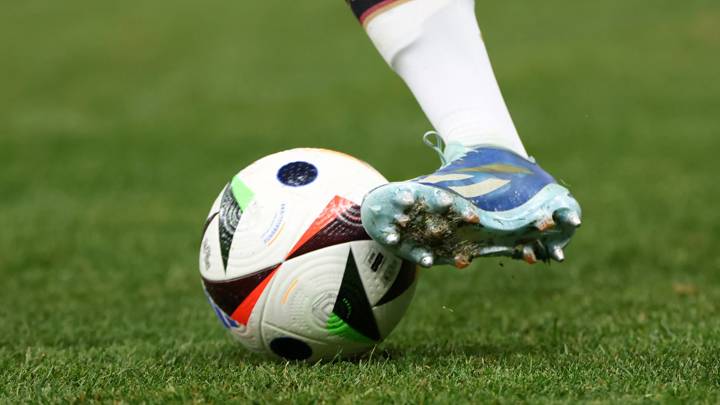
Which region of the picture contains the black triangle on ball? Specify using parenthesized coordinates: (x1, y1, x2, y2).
(332, 248, 381, 342)
(217, 184, 243, 270)
(375, 260, 417, 307)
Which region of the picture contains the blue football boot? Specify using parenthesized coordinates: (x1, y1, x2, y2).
(361, 133, 582, 268)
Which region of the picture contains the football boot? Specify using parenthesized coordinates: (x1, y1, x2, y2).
(361, 133, 582, 268)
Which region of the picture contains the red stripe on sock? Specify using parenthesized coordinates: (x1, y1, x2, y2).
(359, 0, 402, 25)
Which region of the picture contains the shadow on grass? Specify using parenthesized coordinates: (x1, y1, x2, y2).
(213, 339, 542, 366)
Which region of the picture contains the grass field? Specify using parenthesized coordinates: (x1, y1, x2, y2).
(2, 0, 720, 402)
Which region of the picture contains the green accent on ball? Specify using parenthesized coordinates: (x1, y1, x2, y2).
(231, 176, 254, 209)
(327, 312, 374, 344)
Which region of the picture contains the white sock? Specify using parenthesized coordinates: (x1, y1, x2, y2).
(364, 0, 528, 158)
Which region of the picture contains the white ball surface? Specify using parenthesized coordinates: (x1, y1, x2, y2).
(199, 148, 417, 361)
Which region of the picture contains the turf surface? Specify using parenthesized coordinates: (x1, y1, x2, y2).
(2, 0, 720, 403)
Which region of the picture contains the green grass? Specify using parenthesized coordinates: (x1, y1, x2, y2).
(2, 0, 720, 402)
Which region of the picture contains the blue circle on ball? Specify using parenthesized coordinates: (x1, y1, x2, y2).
(277, 161, 318, 187)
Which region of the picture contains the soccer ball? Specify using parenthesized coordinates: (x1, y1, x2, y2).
(199, 148, 418, 361)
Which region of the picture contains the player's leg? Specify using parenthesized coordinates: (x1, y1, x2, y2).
(349, 0, 526, 157)
(348, 0, 582, 267)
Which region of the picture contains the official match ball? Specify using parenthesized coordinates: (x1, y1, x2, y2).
(199, 148, 418, 361)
